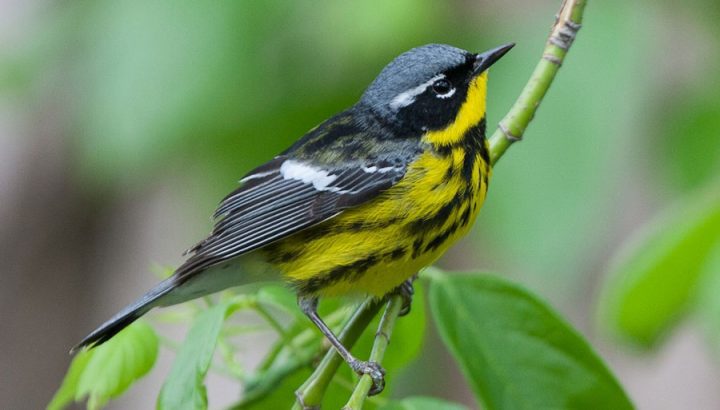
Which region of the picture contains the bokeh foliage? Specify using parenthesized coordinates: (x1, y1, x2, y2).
(3, 0, 720, 408)
(53, 271, 633, 409)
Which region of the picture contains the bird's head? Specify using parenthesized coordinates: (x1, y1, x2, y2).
(360, 43, 514, 142)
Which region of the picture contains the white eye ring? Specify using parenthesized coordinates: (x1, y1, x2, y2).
(432, 79, 456, 99)
(435, 87, 456, 99)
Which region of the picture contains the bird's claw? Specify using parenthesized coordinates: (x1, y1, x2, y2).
(351, 360, 386, 396)
(396, 278, 415, 316)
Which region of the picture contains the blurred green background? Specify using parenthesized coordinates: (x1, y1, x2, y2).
(2, 0, 720, 409)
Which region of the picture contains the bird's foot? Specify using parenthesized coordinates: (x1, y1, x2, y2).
(350, 359, 386, 396)
(395, 276, 416, 316)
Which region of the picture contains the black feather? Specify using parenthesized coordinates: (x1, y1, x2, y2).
(177, 112, 418, 285)
(71, 277, 176, 352)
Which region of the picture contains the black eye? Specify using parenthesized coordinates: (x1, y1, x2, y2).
(432, 79, 452, 95)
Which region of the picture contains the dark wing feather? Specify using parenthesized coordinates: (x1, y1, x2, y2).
(175, 154, 408, 281)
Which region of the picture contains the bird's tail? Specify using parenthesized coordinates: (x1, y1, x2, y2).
(70, 277, 175, 353)
(71, 253, 281, 353)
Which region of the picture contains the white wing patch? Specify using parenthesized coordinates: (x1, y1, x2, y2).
(279, 160, 400, 195)
(280, 160, 338, 191)
(389, 74, 446, 111)
(362, 165, 395, 173)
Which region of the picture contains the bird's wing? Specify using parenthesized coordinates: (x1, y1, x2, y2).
(175, 153, 410, 279)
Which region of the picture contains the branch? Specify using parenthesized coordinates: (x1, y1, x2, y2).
(293, 298, 383, 409)
(342, 295, 403, 410)
(232, 309, 349, 408)
(488, 0, 587, 165)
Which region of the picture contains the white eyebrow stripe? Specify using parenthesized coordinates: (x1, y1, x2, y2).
(280, 160, 338, 191)
(389, 74, 446, 110)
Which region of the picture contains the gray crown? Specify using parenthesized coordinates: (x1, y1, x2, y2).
(360, 44, 469, 118)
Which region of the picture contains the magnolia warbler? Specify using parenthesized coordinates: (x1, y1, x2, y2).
(73, 43, 514, 394)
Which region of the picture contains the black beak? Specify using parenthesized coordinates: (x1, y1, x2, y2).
(473, 43, 515, 75)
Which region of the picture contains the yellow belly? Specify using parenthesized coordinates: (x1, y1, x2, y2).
(263, 146, 491, 298)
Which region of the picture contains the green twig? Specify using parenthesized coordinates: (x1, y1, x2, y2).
(253, 302, 307, 360)
(488, 0, 587, 165)
(292, 298, 383, 409)
(342, 295, 403, 410)
(253, 307, 348, 374)
(216, 338, 246, 379)
(232, 309, 351, 408)
(253, 303, 286, 336)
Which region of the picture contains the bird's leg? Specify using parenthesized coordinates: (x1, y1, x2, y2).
(298, 296, 386, 395)
(394, 274, 417, 316)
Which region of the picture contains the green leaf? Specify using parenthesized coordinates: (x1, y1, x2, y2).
(78, 321, 158, 409)
(380, 396, 468, 410)
(659, 92, 720, 191)
(157, 300, 238, 410)
(429, 272, 632, 410)
(47, 350, 92, 410)
(235, 361, 370, 410)
(233, 367, 312, 410)
(690, 241, 720, 348)
(599, 182, 720, 346)
(239, 333, 323, 407)
(47, 320, 158, 410)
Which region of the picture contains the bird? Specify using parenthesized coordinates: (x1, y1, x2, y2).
(73, 42, 514, 395)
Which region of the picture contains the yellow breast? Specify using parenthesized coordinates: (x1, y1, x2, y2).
(265, 141, 490, 298)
